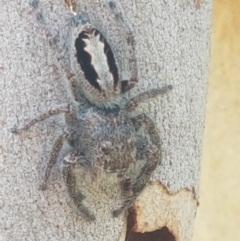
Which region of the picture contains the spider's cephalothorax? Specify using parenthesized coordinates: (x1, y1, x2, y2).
(12, 1, 172, 221)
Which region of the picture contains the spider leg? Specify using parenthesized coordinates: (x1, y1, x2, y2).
(11, 106, 74, 190)
(113, 113, 161, 217)
(11, 106, 71, 134)
(62, 155, 96, 221)
(25, 8, 87, 104)
(131, 113, 161, 149)
(40, 134, 66, 190)
(113, 144, 158, 217)
(108, 1, 138, 91)
(126, 85, 173, 110)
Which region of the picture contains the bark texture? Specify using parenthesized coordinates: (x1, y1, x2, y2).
(0, 0, 212, 240)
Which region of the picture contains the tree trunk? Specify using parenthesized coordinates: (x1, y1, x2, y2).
(1, 0, 211, 240)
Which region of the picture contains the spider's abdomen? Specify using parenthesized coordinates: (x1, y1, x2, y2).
(75, 27, 121, 106)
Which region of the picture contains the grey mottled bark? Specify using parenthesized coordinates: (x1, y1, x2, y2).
(0, 0, 211, 240)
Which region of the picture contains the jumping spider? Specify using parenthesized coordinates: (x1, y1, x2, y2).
(12, 1, 172, 221)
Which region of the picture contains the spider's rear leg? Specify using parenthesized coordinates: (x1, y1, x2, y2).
(40, 129, 70, 190)
(113, 113, 161, 217)
(113, 144, 158, 217)
(108, 1, 138, 91)
(108, 1, 134, 48)
(126, 85, 173, 110)
(63, 155, 96, 221)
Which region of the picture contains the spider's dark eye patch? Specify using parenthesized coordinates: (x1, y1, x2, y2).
(75, 30, 101, 92)
(121, 80, 129, 93)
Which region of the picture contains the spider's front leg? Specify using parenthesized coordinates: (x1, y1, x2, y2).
(113, 112, 161, 217)
(62, 154, 96, 221)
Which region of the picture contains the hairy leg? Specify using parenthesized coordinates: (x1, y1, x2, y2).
(11, 107, 71, 134)
(11, 106, 74, 189)
(62, 155, 96, 221)
(131, 113, 161, 149)
(40, 134, 65, 190)
(113, 144, 158, 217)
(126, 85, 173, 110)
(108, 1, 138, 90)
(113, 113, 161, 217)
(31, 7, 86, 104)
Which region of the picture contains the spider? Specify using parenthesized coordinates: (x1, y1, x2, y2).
(12, 1, 172, 221)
